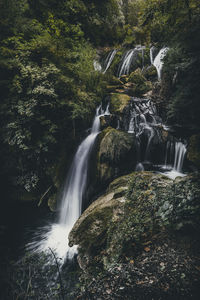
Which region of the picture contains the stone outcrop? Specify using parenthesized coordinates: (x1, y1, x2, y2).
(69, 172, 200, 271)
(90, 127, 137, 189)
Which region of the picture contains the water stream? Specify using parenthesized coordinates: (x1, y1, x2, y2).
(150, 47, 169, 80)
(117, 46, 145, 78)
(28, 105, 110, 263)
(163, 141, 187, 179)
(126, 97, 187, 179)
(103, 49, 117, 74)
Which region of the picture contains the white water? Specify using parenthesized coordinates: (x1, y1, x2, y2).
(28, 105, 109, 263)
(128, 98, 162, 161)
(162, 141, 187, 179)
(93, 60, 102, 72)
(117, 46, 145, 78)
(103, 49, 117, 74)
(151, 47, 169, 80)
(135, 162, 144, 171)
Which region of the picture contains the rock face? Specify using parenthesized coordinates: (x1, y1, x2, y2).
(69, 172, 200, 271)
(90, 127, 137, 190)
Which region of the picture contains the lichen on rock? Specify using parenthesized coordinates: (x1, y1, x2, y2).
(69, 172, 200, 272)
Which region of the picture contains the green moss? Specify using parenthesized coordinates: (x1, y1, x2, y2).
(128, 68, 152, 97)
(69, 172, 200, 271)
(110, 93, 131, 114)
(143, 65, 157, 81)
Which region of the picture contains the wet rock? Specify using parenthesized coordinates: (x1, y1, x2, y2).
(143, 65, 157, 81)
(110, 93, 131, 114)
(99, 114, 117, 130)
(128, 68, 152, 97)
(94, 127, 137, 184)
(69, 172, 200, 271)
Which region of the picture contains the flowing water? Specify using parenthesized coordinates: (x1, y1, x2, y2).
(28, 105, 109, 263)
(27, 46, 186, 267)
(126, 97, 187, 178)
(127, 97, 162, 162)
(103, 49, 117, 74)
(151, 47, 169, 80)
(163, 141, 187, 179)
(117, 46, 145, 78)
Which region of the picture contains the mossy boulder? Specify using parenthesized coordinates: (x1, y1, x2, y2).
(128, 68, 152, 97)
(99, 114, 117, 130)
(143, 65, 157, 81)
(110, 93, 131, 114)
(69, 172, 200, 271)
(94, 127, 137, 185)
(187, 134, 200, 169)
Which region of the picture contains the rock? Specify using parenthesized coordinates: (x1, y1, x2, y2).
(106, 85, 124, 92)
(143, 65, 157, 81)
(99, 114, 117, 130)
(69, 172, 200, 271)
(108, 76, 124, 86)
(187, 134, 200, 169)
(94, 127, 137, 184)
(119, 75, 129, 83)
(69, 173, 132, 270)
(110, 93, 131, 114)
(128, 68, 152, 97)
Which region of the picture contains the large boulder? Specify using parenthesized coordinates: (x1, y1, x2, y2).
(69, 172, 200, 271)
(91, 127, 137, 187)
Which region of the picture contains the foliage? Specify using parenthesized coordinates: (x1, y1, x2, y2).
(0, 0, 110, 198)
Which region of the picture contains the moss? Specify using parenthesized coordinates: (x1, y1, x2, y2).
(108, 76, 123, 86)
(69, 172, 200, 271)
(128, 68, 152, 97)
(94, 127, 136, 185)
(110, 93, 131, 114)
(143, 65, 157, 81)
(187, 134, 200, 169)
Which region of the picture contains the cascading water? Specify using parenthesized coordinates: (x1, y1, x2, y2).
(163, 141, 187, 179)
(117, 46, 145, 78)
(126, 97, 187, 178)
(28, 104, 110, 263)
(174, 142, 187, 172)
(93, 50, 117, 74)
(103, 49, 117, 74)
(127, 97, 162, 165)
(151, 47, 169, 80)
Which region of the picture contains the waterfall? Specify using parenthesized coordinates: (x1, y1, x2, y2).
(162, 140, 187, 179)
(127, 97, 187, 178)
(103, 49, 117, 74)
(151, 47, 169, 80)
(127, 98, 162, 161)
(173, 141, 187, 172)
(117, 46, 145, 78)
(28, 105, 109, 263)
